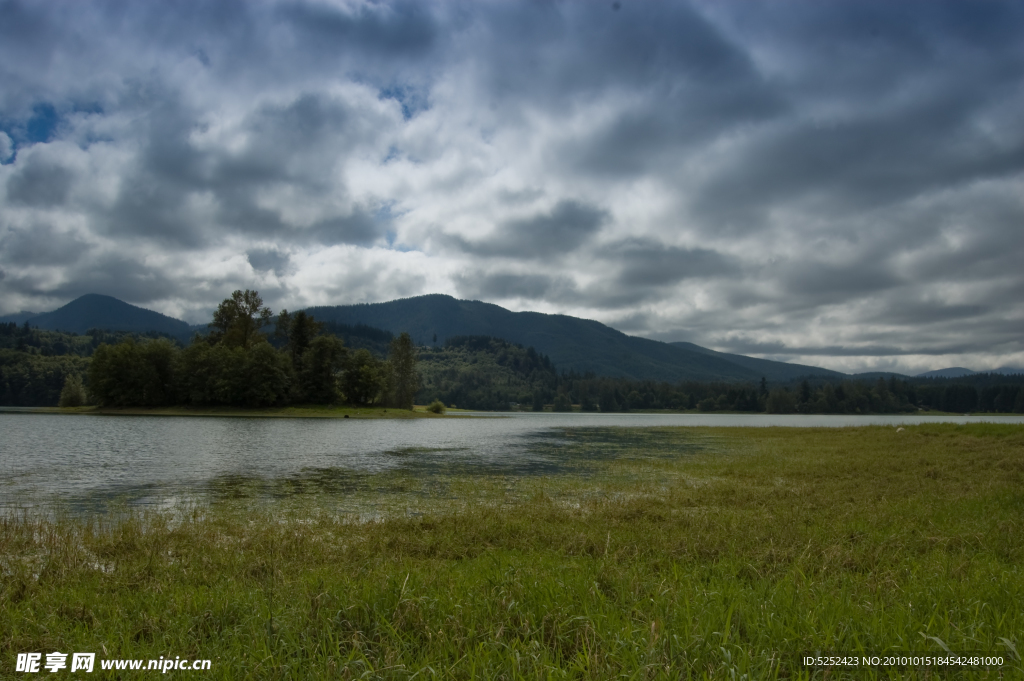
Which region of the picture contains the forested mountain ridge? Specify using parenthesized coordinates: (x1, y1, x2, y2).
(6, 294, 192, 342)
(668, 341, 845, 382)
(302, 294, 834, 382)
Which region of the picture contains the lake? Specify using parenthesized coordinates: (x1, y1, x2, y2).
(3, 410, 1023, 511)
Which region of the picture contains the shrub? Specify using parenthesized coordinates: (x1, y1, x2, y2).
(427, 399, 446, 414)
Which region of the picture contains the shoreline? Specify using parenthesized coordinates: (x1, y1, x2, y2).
(0, 405, 456, 419)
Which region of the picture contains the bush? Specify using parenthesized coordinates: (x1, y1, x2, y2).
(427, 399, 446, 414)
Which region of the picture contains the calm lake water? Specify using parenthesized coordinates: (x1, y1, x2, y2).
(2, 411, 1022, 510)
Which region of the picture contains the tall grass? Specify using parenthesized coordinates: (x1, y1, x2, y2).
(1, 424, 1021, 679)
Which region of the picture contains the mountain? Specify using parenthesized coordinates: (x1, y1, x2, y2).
(669, 341, 845, 382)
(20, 294, 192, 341)
(0, 311, 38, 325)
(916, 367, 977, 378)
(302, 294, 836, 383)
(917, 366, 1024, 378)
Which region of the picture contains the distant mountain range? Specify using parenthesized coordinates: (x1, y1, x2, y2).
(304, 294, 844, 382)
(916, 366, 1024, 378)
(0, 294, 193, 342)
(5, 293, 1018, 383)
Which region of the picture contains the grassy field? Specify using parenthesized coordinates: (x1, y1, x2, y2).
(1, 424, 1021, 679)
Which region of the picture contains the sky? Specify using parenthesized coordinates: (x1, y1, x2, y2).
(1, 0, 1022, 375)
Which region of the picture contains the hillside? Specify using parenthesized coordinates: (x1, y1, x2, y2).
(417, 336, 559, 410)
(669, 341, 844, 382)
(303, 294, 834, 383)
(917, 367, 977, 379)
(917, 366, 1024, 378)
(18, 294, 193, 342)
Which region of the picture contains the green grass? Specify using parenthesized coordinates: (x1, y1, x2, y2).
(2, 424, 1022, 679)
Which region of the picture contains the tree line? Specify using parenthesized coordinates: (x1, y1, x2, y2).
(1, 323, 139, 406)
(84, 290, 419, 409)
(415, 336, 1024, 414)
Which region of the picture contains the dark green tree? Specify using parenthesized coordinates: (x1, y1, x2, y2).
(387, 332, 419, 410)
(297, 335, 346, 403)
(210, 289, 273, 349)
(58, 373, 87, 407)
(341, 348, 386, 405)
(598, 387, 619, 413)
(286, 311, 320, 364)
(89, 338, 177, 406)
(766, 389, 798, 414)
(552, 392, 573, 412)
(799, 380, 811, 404)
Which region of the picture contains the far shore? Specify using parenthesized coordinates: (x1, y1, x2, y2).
(0, 405, 989, 418)
(0, 405, 461, 419)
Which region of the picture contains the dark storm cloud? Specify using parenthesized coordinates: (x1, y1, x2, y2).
(2, 251, 181, 305)
(690, 105, 1024, 233)
(780, 262, 903, 302)
(862, 301, 991, 328)
(687, 2, 1024, 232)
(446, 200, 608, 260)
(279, 1, 437, 60)
(0, 222, 88, 266)
(466, 2, 784, 176)
(247, 248, 292, 277)
(602, 239, 738, 287)
(5, 154, 74, 206)
(470, 1, 762, 105)
(454, 271, 569, 301)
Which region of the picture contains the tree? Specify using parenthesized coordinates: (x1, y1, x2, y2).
(286, 311, 320, 364)
(766, 389, 798, 414)
(58, 373, 87, 407)
(341, 349, 386, 405)
(210, 289, 273, 349)
(176, 341, 291, 407)
(88, 338, 177, 406)
(387, 332, 419, 410)
(598, 387, 619, 413)
(297, 335, 346, 404)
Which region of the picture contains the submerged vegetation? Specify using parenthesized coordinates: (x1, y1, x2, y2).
(2, 424, 1021, 678)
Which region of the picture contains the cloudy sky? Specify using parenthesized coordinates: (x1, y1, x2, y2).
(1, 0, 1022, 374)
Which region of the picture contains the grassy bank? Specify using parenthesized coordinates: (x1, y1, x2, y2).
(2, 425, 1022, 679)
(4, 404, 448, 419)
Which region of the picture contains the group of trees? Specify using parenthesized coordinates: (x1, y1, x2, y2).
(416, 336, 559, 411)
(86, 290, 419, 409)
(1, 323, 98, 406)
